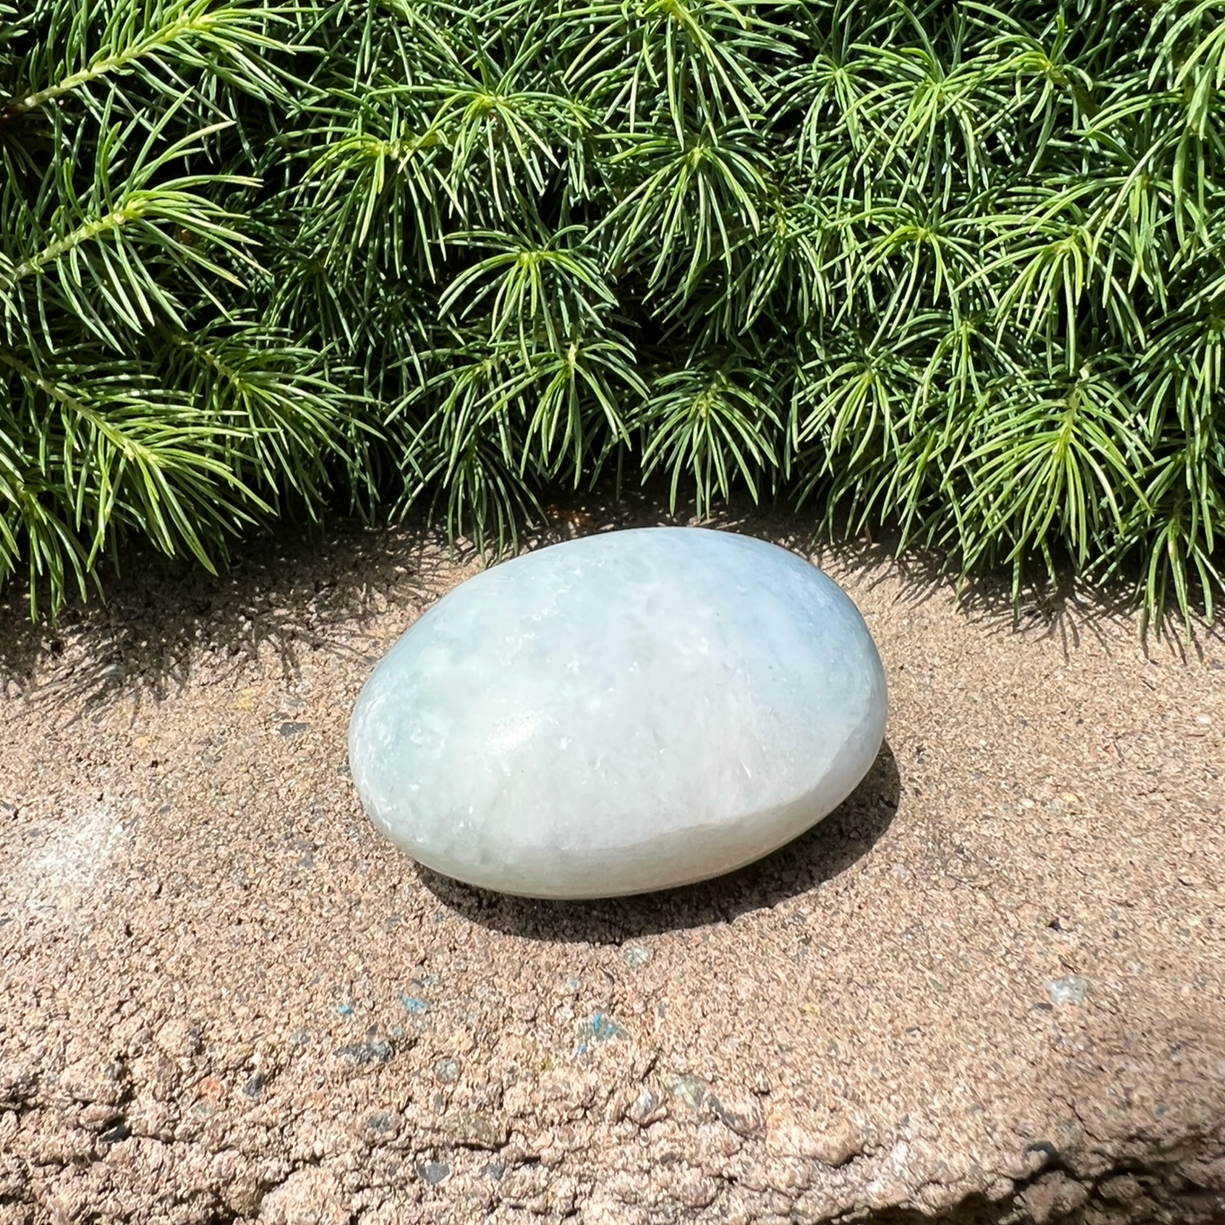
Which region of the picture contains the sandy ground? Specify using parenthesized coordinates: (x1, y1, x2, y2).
(0, 498, 1223, 1225)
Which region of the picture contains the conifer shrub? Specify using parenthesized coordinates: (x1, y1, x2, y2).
(2, 0, 1222, 625)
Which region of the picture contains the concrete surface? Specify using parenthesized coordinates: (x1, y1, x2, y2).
(1, 500, 1222, 1224)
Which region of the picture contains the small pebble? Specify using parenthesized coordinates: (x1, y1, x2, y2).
(623, 945, 651, 967)
(334, 1039, 394, 1065)
(417, 1161, 450, 1186)
(664, 1074, 707, 1109)
(433, 1058, 461, 1083)
(1045, 977, 1090, 1005)
(626, 1088, 665, 1127)
(579, 1011, 627, 1043)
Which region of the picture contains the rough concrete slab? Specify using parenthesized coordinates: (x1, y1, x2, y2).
(0, 501, 1222, 1224)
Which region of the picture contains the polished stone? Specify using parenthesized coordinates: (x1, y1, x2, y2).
(348, 527, 887, 898)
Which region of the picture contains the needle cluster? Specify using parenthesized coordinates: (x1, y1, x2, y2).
(2, 0, 1222, 625)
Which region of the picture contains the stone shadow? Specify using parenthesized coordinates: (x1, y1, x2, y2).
(417, 740, 900, 941)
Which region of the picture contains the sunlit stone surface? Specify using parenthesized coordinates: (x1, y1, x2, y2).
(348, 527, 887, 899)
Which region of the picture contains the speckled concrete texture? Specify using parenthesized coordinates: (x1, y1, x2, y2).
(1, 501, 1223, 1225)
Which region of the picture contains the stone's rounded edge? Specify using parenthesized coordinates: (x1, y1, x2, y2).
(420, 761, 888, 901)
(475, 671, 889, 901)
(346, 526, 890, 900)
(360, 694, 888, 902)
(347, 661, 383, 832)
(346, 686, 382, 842)
(347, 642, 428, 861)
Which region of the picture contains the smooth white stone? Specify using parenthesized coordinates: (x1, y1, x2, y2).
(348, 527, 887, 899)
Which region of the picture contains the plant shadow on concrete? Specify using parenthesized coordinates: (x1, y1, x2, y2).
(2, 489, 1220, 729)
(825, 525, 1224, 664)
(416, 740, 900, 941)
(541, 484, 1225, 662)
(0, 518, 462, 720)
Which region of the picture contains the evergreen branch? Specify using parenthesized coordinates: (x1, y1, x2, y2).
(0, 0, 1222, 628)
(1, 0, 300, 120)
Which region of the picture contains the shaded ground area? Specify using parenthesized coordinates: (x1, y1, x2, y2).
(1, 499, 1223, 1224)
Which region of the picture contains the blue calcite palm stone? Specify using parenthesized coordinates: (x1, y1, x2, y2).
(348, 527, 887, 899)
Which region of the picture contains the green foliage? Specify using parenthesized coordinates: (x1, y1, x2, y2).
(2, 0, 1223, 625)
